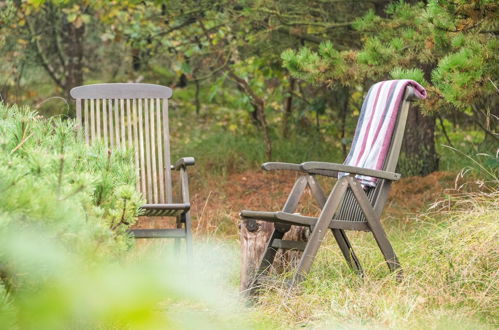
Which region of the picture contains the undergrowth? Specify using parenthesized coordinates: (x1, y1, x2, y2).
(0, 104, 271, 329)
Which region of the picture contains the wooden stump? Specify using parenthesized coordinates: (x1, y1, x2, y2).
(240, 219, 308, 292)
(240, 219, 273, 292)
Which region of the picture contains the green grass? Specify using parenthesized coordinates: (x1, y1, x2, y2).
(435, 118, 497, 174)
(249, 191, 499, 329)
(173, 129, 342, 176)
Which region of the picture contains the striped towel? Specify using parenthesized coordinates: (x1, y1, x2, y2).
(340, 79, 427, 187)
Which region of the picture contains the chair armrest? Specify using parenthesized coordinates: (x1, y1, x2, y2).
(173, 157, 195, 170)
(172, 158, 194, 204)
(300, 161, 401, 181)
(261, 162, 305, 172)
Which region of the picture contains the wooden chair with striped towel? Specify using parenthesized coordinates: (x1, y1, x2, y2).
(240, 80, 427, 290)
(70, 83, 195, 252)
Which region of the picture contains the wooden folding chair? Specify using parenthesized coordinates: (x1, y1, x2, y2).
(241, 82, 425, 289)
(70, 83, 195, 252)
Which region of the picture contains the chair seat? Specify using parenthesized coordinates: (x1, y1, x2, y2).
(240, 210, 369, 231)
(130, 228, 186, 238)
(140, 203, 190, 217)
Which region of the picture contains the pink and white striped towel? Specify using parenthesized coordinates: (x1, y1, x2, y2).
(340, 79, 427, 187)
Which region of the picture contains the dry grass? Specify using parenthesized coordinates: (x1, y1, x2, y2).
(186, 169, 460, 237)
(132, 168, 498, 328)
(252, 190, 498, 329)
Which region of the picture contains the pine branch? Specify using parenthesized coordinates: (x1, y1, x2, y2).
(276, 27, 324, 44)
(10, 133, 33, 154)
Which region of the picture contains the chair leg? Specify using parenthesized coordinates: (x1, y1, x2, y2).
(346, 176, 401, 277)
(256, 229, 287, 275)
(331, 229, 363, 275)
(174, 215, 182, 253)
(307, 176, 363, 275)
(247, 175, 308, 291)
(249, 226, 291, 295)
(184, 211, 193, 256)
(292, 178, 349, 285)
(369, 222, 401, 274)
(247, 227, 289, 296)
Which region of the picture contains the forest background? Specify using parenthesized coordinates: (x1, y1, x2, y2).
(0, 0, 497, 329)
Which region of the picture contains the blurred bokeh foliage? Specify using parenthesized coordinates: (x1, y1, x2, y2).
(0, 104, 271, 329)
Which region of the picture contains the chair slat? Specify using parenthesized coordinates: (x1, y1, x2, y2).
(149, 99, 159, 203)
(156, 98, 165, 203)
(114, 99, 120, 148)
(120, 99, 126, 147)
(138, 99, 147, 199)
(96, 99, 101, 141)
(102, 99, 108, 147)
(84, 100, 89, 144)
(90, 99, 96, 144)
(76, 99, 82, 133)
(144, 99, 153, 202)
(162, 99, 173, 203)
(126, 99, 132, 148)
(108, 99, 115, 148)
(132, 99, 140, 192)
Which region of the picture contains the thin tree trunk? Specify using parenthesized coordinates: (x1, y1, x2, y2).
(315, 110, 320, 132)
(63, 22, 84, 96)
(194, 78, 201, 115)
(131, 48, 142, 71)
(437, 114, 454, 148)
(339, 87, 349, 158)
(228, 71, 272, 160)
(398, 64, 439, 177)
(282, 77, 296, 138)
(255, 102, 273, 161)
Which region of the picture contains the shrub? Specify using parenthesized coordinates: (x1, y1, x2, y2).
(0, 104, 273, 329)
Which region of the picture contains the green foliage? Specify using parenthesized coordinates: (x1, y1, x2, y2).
(0, 103, 278, 329)
(432, 44, 491, 107)
(390, 68, 427, 86)
(282, 0, 498, 112)
(0, 104, 141, 242)
(0, 103, 141, 326)
(172, 124, 343, 177)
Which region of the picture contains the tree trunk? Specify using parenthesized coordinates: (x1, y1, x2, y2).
(63, 22, 84, 96)
(256, 103, 273, 161)
(282, 77, 296, 138)
(194, 78, 201, 115)
(228, 71, 273, 160)
(240, 219, 307, 292)
(338, 86, 350, 158)
(240, 219, 273, 292)
(399, 105, 439, 176)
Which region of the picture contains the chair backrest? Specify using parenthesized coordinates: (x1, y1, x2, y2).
(335, 85, 420, 223)
(70, 83, 173, 204)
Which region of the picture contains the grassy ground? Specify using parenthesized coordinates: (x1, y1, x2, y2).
(136, 166, 497, 329)
(130, 111, 499, 329)
(251, 190, 498, 329)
